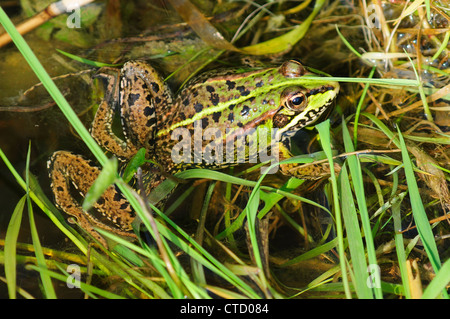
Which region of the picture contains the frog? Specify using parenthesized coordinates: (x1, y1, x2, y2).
(48, 60, 339, 247)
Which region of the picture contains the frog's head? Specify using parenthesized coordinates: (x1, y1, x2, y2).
(270, 60, 339, 137)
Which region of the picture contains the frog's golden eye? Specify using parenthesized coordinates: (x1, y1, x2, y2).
(282, 88, 307, 111)
(281, 60, 306, 78)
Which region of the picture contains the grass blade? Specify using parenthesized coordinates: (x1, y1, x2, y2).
(392, 198, 412, 298)
(422, 258, 450, 299)
(0, 7, 108, 167)
(4, 196, 26, 299)
(26, 265, 125, 299)
(82, 157, 118, 211)
(397, 127, 447, 298)
(339, 164, 372, 299)
(25, 142, 56, 298)
(316, 120, 351, 299)
(280, 238, 338, 267)
(28, 205, 57, 298)
(342, 118, 382, 298)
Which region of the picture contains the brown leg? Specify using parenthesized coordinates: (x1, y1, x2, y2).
(90, 71, 139, 160)
(48, 151, 136, 248)
(278, 143, 336, 179)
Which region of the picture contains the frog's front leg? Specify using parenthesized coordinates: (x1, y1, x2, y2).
(48, 151, 136, 247)
(278, 143, 337, 179)
(91, 61, 173, 160)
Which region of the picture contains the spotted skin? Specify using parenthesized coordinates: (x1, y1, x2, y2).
(48, 151, 136, 247)
(49, 60, 339, 247)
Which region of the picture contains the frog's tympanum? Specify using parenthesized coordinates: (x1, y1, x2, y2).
(48, 60, 339, 247)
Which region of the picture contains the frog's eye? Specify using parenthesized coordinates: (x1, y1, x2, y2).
(281, 60, 306, 78)
(282, 88, 307, 111)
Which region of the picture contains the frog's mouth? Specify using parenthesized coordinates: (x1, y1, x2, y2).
(295, 104, 330, 128)
(273, 104, 329, 131)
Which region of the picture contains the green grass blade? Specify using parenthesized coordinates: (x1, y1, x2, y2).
(392, 198, 411, 298)
(4, 195, 26, 299)
(316, 120, 351, 299)
(342, 119, 382, 298)
(152, 213, 261, 298)
(431, 31, 449, 61)
(353, 66, 376, 147)
(339, 164, 372, 299)
(335, 25, 362, 58)
(26, 265, 125, 299)
(191, 182, 216, 286)
(82, 157, 118, 211)
(244, 183, 268, 291)
(25, 142, 56, 298)
(0, 6, 156, 271)
(0, 7, 108, 167)
(396, 127, 447, 298)
(280, 238, 338, 267)
(56, 48, 122, 67)
(0, 146, 88, 254)
(422, 258, 450, 299)
(28, 205, 57, 298)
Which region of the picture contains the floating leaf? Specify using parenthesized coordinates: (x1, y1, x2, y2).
(167, 0, 326, 55)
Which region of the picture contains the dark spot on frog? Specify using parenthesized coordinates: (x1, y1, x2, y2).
(150, 82, 160, 93)
(228, 113, 234, 123)
(256, 81, 264, 87)
(206, 85, 215, 93)
(127, 93, 141, 106)
(226, 80, 235, 90)
(143, 106, 154, 116)
(146, 117, 157, 127)
(241, 105, 250, 116)
(228, 103, 236, 111)
(183, 98, 190, 106)
(57, 186, 64, 192)
(236, 86, 250, 96)
(212, 111, 221, 123)
(237, 122, 243, 128)
(194, 103, 203, 113)
(202, 117, 209, 128)
(113, 192, 123, 202)
(154, 96, 161, 104)
(210, 93, 220, 106)
(120, 203, 129, 210)
(97, 197, 105, 205)
(179, 112, 186, 121)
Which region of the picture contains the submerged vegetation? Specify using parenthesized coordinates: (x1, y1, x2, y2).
(0, 0, 449, 299)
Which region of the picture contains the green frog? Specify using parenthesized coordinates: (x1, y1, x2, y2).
(48, 60, 339, 247)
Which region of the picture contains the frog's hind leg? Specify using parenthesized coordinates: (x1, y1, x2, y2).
(90, 61, 172, 161)
(90, 71, 139, 160)
(278, 143, 339, 179)
(119, 61, 173, 151)
(48, 151, 137, 248)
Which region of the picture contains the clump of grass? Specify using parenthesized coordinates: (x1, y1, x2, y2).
(1, 1, 449, 300)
